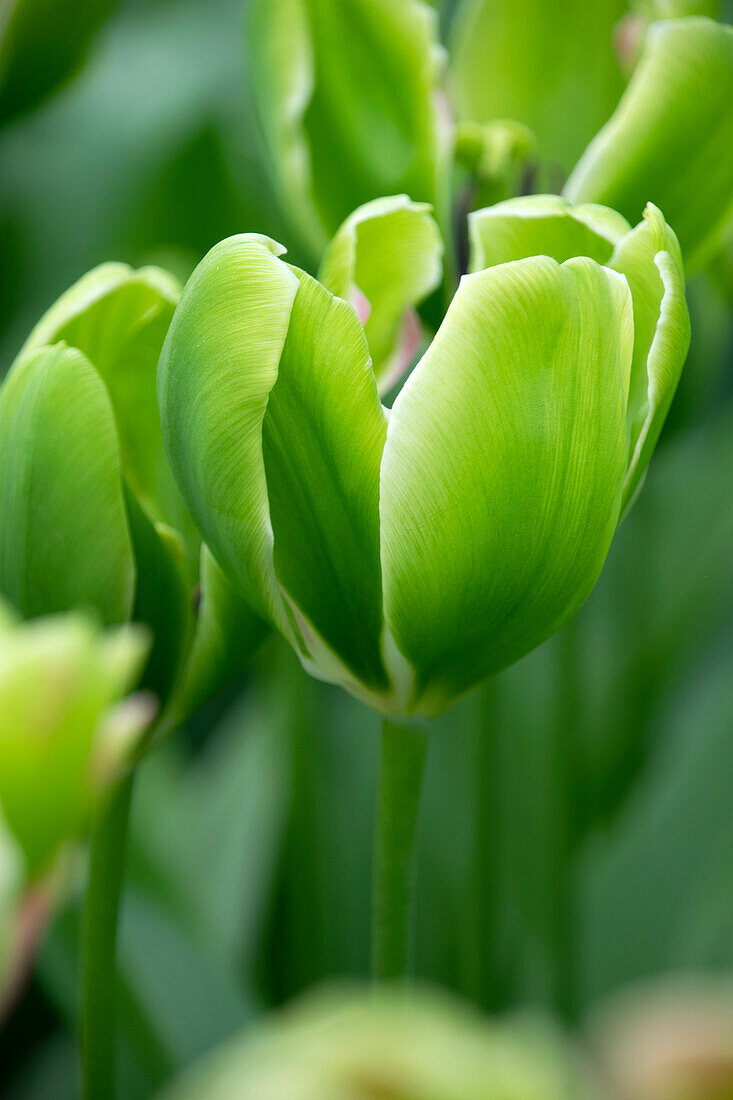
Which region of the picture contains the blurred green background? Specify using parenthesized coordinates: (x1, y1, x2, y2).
(1, 0, 733, 1096)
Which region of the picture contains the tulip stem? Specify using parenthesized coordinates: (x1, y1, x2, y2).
(80, 770, 134, 1100)
(371, 716, 429, 982)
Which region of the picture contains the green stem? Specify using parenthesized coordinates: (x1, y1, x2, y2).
(80, 771, 134, 1100)
(552, 620, 582, 1021)
(371, 716, 429, 982)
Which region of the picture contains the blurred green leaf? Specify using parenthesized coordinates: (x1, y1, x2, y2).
(0, 0, 118, 123)
(246, 0, 446, 258)
(565, 17, 733, 269)
(450, 0, 627, 173)
(166, 548, 269, 731)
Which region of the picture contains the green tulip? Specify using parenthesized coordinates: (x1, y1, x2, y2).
(565, 17, 733, 270)
(0, 601, 150, 878)
(159, 986, 600, 1100)
(318, 195, 443, 392)
(0, 263, 191, 705)
(0, 601, 150, 1000)
(245, 0, 447, 257)
(449, 0, 627, 174)
(158, 201, 689, 720)
(0, 263, 267, 722)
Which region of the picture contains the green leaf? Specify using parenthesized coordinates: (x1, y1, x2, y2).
(159, 234, 389, 695)
(564, 17, 733, 269)
(0, 0, 118, 123)
(122, 487, 192, 708)
(609, 204, 690, 510)
(318, 195, 443, 391)
(380, 257, 633, 714)
(468, 195, 630, 272)
(18, 263, 197, 568)
(0, 344, 134, 624)
(450, 0, 627, 172)
(166, 547, 269, 727)
(245, 0, 445, 256)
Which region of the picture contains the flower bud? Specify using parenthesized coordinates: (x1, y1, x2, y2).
(591, 979, 733, 1100)
(160, 987, 600, 1100)
(0, 602, 150, 878)
(159, 200, 688, 717)
(0, 265, 267, 727)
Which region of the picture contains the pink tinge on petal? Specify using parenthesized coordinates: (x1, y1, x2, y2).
(348, 284, 372, 325)
(379, 308, 423, 396)
(613, 12, 648, 78)
(0, 885, 53, 1028)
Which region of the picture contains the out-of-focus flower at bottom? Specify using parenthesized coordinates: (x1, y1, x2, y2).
(159, 986, 604, 1100)
(590, 977, 733, 1100)
(0, 601, 152, 1006)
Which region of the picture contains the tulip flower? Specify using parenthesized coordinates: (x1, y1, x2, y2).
(0, 263, 267, 1096)
(245, 0, 447, 257)
(160, 986, 600, 1100)
(565, 17, 733, 270)
(0, 262, 267, 722)
(159, 198, 689, 979)
(159, 203, 688, 720)
(0, 601, 150, 1001)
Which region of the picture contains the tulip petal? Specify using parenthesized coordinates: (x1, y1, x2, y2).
(18, 263, 195, 562)
(609, 205, 690, 511)
(381, 257, 633, 714)
(469, 195, 630, 272)
(565, 18, 733, 269)
(318, 195, 443, 391)
(263, 269, 389, 689)
(159, 235, 389, 691)
(0, 345, 134, 625)
(246, 0, 444, 253)
(159, 235, 298, 634)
